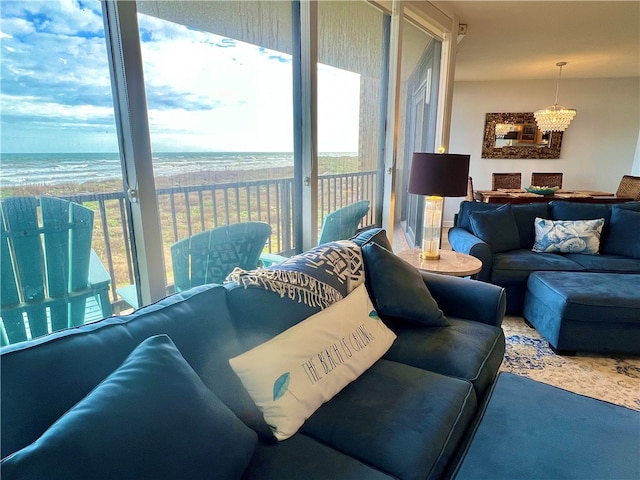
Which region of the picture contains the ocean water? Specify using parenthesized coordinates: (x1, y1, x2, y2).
(0, 152, 356, 187)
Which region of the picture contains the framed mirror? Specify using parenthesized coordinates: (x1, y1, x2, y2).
(482, 112, 564, 159)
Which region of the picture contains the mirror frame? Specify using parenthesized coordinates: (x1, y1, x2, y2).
(482, 112, 564, 159)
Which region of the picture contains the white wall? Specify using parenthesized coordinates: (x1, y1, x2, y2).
(444, 77, 640, 224)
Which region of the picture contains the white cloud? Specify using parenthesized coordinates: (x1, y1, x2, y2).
(1, 1, 360, 154)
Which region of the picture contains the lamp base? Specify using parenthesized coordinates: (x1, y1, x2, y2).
(420, 195, 444, 261)
(420, 250, 440, 260)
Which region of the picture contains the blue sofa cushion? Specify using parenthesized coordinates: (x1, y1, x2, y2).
(601, 207, 640, 258)
(491, 250, 586, 285)
(549, 201, 612, 242)
(351, 227, 393, 251)
(383, 318, 505, 398)
(564, 253, 640, 273)
(362, 243, 447, 327)
(511, 203, 551, 248)
(612, 200, 640, 212)
(0, 335, 257, 480)
(456, 201, 499, 231)
(526, 272, 640, 323)
(243, 433, 394, 480)
(469, 204, 520, 253)
(300, 359, 477, 480)
(549, 201, 612, 223)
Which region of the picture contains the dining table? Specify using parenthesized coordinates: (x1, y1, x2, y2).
(474, 189, 633, 204)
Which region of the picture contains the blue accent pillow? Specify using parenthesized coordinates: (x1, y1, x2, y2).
(361, 243, 448, 327)
(511, 203, 550, 248)
(532, 217, 605, 254)
(351, 227, 393, 251)
(550, 201, 612, 224)
(0, 335, 257, 480)
(615, 201, 640, 212)
(456, 201, 499, 231)
(469, 204, 521, 253)
(601, 207, 640, 259)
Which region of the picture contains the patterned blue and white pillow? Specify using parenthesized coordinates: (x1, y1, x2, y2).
(532, 217, 605, 254)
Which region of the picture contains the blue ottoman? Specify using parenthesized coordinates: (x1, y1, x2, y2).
(453, 373, 640, 480)
(523, 271, 640, 355)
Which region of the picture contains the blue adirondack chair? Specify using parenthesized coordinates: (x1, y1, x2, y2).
(318, 200, 370, 245)
(259, 200, 371, 267)
(171, 221, 273, 292)
(0, 196, 112, 346)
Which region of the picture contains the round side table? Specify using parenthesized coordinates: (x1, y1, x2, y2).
(396, 249, 482, 277)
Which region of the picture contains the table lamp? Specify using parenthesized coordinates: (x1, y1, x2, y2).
(407, 152, 470, 260)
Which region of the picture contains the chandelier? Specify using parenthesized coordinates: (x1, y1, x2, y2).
(495, 123, 511, 137)
(534, 62, 576, 133)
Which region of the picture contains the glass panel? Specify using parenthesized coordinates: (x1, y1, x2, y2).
(136, 1, 294, 296)
(397, 20, 440, 248)
(316, 1, 385, 242)
(0, 0, 131, 344)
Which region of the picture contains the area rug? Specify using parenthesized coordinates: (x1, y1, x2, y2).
(500, 316, 640, 411)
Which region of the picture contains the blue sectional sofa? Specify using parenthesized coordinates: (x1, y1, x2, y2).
(449, 200, 640, 314)
(1, 229, 507, 480)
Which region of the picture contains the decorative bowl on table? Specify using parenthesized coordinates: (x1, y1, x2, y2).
(525, 185, 559, 196)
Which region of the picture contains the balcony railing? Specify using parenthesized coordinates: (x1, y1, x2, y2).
(55, 170, 377, 312)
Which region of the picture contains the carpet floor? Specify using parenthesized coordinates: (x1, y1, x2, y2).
(500, 316, 640, 411)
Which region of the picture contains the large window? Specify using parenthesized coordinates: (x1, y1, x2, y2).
(1, 0, 450, 343)
(135, 1, 294, 293)
(316, 1, 385, 239)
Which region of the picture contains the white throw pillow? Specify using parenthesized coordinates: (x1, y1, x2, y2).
(532, 217, 605, 254)
(229, 283, 396, 440)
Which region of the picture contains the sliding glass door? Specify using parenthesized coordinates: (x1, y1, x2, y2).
(397, 22, 441, 248)
(135, 1, 294, 295)
(316, 1, 386, 240)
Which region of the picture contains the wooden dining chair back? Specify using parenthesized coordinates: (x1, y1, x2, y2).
(171, 221, 272, 292)
(615, 175, 640, 200)
(531, 172, 563, 188)
(492, 172, 522, 190)
(465, 176, 477, 201)
(0, 196, 112, 346)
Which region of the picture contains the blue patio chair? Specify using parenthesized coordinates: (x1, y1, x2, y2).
(0, 196, 112, 346)
(171, 221, 272, 292)
(318, 200, 370, 245)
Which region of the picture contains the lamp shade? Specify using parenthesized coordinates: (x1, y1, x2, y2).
(407, 153, 470, 197)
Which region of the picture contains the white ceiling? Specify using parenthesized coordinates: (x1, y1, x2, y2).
(431, 1, 640, 81)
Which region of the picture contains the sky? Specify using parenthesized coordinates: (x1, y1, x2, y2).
(0, 0, 360, 154)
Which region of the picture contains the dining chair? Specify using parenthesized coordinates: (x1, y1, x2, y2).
(465, 176, 477, 201)
(0, 196, 112, 345)
(492, 172, 522, 190)
(615, 175, 640, 200)
(318, 200, 370, 245)
(170, 221, 272, 292)
(531, 172, 563, 188)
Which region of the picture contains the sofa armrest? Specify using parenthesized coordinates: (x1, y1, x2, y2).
(420, 271, 506, 327)
(448, 227, 493, 282)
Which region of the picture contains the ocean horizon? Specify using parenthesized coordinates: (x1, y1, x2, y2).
(0, 151, 357, 187)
